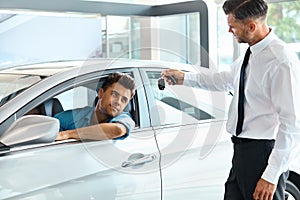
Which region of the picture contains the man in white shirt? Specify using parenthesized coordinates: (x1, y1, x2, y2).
(162, 0, 300, 199)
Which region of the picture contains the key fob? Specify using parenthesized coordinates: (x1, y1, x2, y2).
(158, 77, 165, 90)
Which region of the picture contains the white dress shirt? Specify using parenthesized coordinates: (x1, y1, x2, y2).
(184, 30, 300, 184)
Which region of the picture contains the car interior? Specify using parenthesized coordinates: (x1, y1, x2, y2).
(26, 98, 64, 117)
(25, 73, 139, 127)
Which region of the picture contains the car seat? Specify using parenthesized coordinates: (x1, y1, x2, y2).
(42, 98, 64, 117)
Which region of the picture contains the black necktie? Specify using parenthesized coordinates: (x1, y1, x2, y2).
(236, 47, 251, 135)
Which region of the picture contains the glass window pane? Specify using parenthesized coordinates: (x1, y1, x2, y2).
(146, 70, 218, 126)
(106, 16, 131, 58)
(103, 6, 204, 65)
(217, 6, 234, 71)
(0, 74, 42, 106)
(269, 1, 300, 59)
(158, 13, 200, 64)
(0, 13, 102, 67)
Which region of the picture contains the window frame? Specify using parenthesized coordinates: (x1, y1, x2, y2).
(141, 68, 223, 128)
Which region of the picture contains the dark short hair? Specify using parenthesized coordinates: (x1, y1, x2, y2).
(101, 73, 136, 98)
(223, 0, 268, 21)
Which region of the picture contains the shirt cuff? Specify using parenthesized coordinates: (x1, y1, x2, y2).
(183, 72, 196, 86)
(261, 164, 284, 184)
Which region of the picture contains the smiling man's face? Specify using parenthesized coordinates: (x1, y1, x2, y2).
(227, 13, 250, 44)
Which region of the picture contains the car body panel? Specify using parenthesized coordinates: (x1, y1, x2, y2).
(154, 121, 232, 199)
(0, 128, 161, 200)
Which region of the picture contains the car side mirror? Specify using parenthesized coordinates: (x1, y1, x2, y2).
(0, 115, 59, 148)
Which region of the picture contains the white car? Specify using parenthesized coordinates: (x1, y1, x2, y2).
(0, 59, 299, 199)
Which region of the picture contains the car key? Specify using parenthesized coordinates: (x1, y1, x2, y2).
(158, 77, 165, 90)
(158, 75, 177, 90)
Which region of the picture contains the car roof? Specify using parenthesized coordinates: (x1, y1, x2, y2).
(0, 58, 198, 77)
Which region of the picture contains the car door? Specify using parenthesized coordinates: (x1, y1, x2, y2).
(141, 68, 233, 199)
(0, 67, 161, 200)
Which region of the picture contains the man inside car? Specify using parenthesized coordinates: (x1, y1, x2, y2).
(54, 72, 136, 141)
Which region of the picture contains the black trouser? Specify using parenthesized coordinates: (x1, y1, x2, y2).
(224, 137, 289, 200)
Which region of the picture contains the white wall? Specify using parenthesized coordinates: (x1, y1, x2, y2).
(0, 14, 101, 67)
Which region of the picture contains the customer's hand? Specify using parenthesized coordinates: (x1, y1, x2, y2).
(161, 69, 185, 85)
(55, 130, 75, 141)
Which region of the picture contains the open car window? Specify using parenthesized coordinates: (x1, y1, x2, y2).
(25, 72, 138, 126)
(0, 69, 139, 150)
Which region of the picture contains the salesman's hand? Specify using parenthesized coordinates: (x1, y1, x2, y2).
(161, 69, 185, 85)
(253, 178, 276, 200)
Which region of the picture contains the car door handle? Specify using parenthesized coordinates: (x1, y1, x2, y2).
(122, 153, 156, 168)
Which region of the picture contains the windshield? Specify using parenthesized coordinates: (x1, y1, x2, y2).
(0, 74, 42, 106)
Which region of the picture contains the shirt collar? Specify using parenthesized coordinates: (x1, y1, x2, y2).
(84, 107, 95, 125)
(250, 28, 277, 56)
